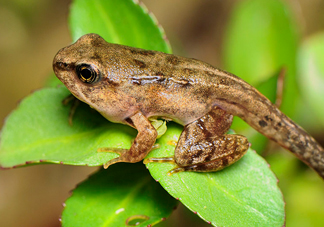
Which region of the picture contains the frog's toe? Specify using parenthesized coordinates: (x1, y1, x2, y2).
(103, 157, 122, 169)
(167, 166, 186, 176)
(143, 156, 175, 164)
(98, 148, 129, 169)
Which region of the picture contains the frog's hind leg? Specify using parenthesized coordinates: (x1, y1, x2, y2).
(144, 107, 250, 174)
(172, 107, 250, 173)
(170, 134, 249, 174)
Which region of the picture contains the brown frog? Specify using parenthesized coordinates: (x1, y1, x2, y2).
(53, 33, 324, 178)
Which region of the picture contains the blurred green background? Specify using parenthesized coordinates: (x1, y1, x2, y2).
(0, 0, 323, 226)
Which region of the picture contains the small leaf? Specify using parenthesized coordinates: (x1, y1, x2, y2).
(69, 0, 171, 53)
(61, 163, 178, 227)
(146, 124, 285, 227)
(150, 119, 167, 139)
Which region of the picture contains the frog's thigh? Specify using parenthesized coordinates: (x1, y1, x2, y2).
(174, 107, 249, 172)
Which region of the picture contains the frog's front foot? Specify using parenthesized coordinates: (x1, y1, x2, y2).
(97, 147, 128, 169)
(62, 94, 80, 126)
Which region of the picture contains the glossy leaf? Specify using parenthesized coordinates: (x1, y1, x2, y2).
(0, 87, 135, 168)
(223, 0, 299, 117)
(69, 0, 172, 53)
(145, 124, 285, 227)
(298, 32, 324, 127)
(62, 163, 178, 227)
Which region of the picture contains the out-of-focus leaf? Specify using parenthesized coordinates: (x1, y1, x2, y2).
(298, 32, 324, 127)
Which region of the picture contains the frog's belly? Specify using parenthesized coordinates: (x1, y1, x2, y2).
(142, 100, 212, 126)
(123, 81, 215, 125)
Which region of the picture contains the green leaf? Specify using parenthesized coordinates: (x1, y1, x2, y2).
(146, 124, 285, 227)
(297, 32, 324, 127)
(69, 0, 172, 53)
(0, 87, 136, 168)
(150, 119, 167, 139)
(62, 163, 178, 227)
(223, 0, 299, 117)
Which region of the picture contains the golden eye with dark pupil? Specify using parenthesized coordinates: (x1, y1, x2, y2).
(76, 64, 98, 83)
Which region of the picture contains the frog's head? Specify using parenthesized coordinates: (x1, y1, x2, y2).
(53, 33, 139, 122)
(53, 33, 109, 103)
(53, 34, 107, 101)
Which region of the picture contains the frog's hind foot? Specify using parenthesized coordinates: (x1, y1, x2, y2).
(143, 158, 199, 175)
(97, 147, 128, 155)
(144, 157, 182, 176)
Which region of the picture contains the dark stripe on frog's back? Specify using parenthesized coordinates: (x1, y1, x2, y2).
(122, 45, 261, 102)
(128, 48, 156, 57)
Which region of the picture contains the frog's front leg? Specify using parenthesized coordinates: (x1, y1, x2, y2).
(100, 111, 157, 169)
(145, 107, 250, 174)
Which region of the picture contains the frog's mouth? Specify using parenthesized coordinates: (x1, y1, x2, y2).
(53, 61, 74, 86)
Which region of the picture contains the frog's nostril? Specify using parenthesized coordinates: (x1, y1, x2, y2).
(54, 61, 69, 70)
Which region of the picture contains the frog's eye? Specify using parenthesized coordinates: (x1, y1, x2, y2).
(76, 64, 100, 83)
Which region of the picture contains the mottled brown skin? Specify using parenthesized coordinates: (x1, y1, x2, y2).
(53, 33, 324, 178)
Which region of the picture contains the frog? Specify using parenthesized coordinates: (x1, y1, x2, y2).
(53, 33, 324, 178)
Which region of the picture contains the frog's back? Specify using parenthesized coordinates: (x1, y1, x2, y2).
(104, 43, 259, 124)
(103, 45, 231, 124)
